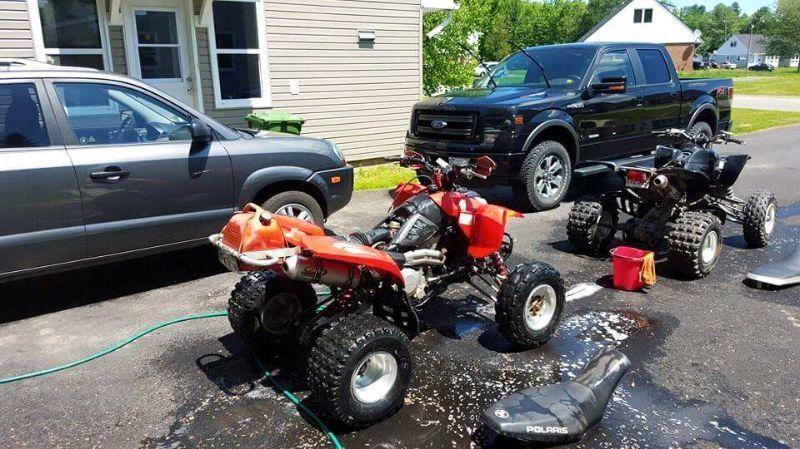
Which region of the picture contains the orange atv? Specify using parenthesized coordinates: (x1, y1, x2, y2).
(209, 153, 565, 428)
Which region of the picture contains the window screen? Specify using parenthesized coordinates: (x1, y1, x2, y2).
(637, 49, 671, 84)
(0, 84, 50, 148)
(38, 0, 105, 70)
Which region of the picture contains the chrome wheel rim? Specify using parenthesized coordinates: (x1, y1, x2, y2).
(275, 203, 313, 222)
(350, 351, 398, 404)
(524, 284, 557, 331)
(700, 229, 719, 265)
(533, 155, 565, 199)
(259, 293, 299, 335)
(764, 204, 776, 235)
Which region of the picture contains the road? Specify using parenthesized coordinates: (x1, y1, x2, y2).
(1, 126, 799, 448)
(736, 94, 800, 112)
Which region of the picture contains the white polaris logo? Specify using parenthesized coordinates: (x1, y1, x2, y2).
(494, 409, 509, 419)
(526, 425, 569, 434)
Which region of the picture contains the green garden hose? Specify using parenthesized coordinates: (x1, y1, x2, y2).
(0, 310, 344, 449)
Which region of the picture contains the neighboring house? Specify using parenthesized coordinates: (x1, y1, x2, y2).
(0, 0, 454, 162)
(579, 0, 698, 73)
(714, 34, 799, 68)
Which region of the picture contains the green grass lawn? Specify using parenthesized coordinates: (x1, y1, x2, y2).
(680, 67, 800, 96)
(731, 108, 800, 134)
(354, 163, 415, 191)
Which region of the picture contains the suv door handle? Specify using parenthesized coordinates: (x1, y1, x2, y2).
(90, 167, 130, 181)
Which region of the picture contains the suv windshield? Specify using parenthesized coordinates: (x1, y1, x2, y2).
(476, 47, 596, 89)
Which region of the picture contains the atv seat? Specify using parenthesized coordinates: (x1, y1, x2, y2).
(684, 148, 718, 176)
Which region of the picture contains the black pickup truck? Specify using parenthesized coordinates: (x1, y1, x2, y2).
(406, 43, 734, 210)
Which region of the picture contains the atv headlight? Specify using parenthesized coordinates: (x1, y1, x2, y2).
(330, 142, 346, 165)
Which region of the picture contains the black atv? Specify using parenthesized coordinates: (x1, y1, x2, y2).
(567, 128, 777, 279)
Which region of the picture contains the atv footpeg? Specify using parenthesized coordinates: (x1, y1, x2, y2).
(483, 346, 630, 444)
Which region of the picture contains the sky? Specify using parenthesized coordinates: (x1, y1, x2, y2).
(666, 0, 772, 14)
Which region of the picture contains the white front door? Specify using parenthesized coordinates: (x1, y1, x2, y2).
(123, 1, 195, 106)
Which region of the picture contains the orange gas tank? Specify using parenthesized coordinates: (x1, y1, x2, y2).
(220, 203, 288, 254)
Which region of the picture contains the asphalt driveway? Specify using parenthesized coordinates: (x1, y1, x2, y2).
(1, 126, 799, 449)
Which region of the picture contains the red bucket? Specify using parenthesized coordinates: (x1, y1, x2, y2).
(610, 246, 653, 291)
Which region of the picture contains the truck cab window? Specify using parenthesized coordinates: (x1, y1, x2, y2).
(0, 83, 50, 148)
(478, 47, 595, 90)
(591, 51, 636, 86)
(636, 49, 671, 84)
(54, 83, 191, 146)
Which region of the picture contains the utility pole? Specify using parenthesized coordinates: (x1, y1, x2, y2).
(745, 23, 754, 70)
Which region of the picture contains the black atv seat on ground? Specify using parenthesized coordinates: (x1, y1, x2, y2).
(483, 346, 630, 445)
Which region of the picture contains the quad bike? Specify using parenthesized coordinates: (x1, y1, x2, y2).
(567, 128, 777, 279)
(209, 152, 565, 428)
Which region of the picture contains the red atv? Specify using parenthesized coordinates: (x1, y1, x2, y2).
(209, 151, 565, 427)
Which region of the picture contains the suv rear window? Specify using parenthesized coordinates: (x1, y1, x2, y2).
(636, 49, 671, 84)
(0, 83, 50, 148)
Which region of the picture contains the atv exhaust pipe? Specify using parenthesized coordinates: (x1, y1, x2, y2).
(483, 346, 630, 445)
(282, 255, 363, 288)
(652, 174, 682, 201)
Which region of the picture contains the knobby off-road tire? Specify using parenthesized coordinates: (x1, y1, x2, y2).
(228, 270, 317, 352)
(688, 121, 713, 141)
(495, 262, 566, 349)
(514, 140, 572, 211)
(742, 190, 778, 248)
(262, 190, 325, 226)
(567, 196, 619, 256)
(667, 211, 723, 279)
(307, 314, 412, 428)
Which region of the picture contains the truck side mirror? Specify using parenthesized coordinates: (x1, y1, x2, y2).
(589, 76, 627, 95)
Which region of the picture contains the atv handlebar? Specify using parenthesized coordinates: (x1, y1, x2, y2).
(652, 128, 744, 146)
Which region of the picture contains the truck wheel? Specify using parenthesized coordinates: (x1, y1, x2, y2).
(307, 314, 412, 428)
(567, 196, 618, 256)
(495, 262, 565, 349)
(515, 140, 572, 211)
(667, 211, 723, 279)
(688, 121, 713, 141)
(228, 271, 318, 352)
(742, 190, 778, 248)
(262, 190, 324, 225)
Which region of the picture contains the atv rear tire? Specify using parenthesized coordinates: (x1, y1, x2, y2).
(495, 262, 565, 349)
(228, 271, 317, 352)
(667, 211, 723, 279)
(307, 314, 412, 428)
(742, 190, 777, 248)
(567, 196, 618, 256)
(514, 140, 572, 211)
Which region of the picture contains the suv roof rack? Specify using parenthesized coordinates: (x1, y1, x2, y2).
(0, 58, 98, 72)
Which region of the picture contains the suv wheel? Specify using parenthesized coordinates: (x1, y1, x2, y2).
(515, 140, 572, 211)
(262, 190, 324, 225)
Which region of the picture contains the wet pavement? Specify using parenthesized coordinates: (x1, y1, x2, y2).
(1, 126, 799, 448)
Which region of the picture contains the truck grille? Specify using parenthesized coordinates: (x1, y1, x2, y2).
(414, 111, 478, 142)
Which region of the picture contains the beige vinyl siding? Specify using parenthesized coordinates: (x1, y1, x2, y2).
(0, 0, 36, 59)
(108, 26, 127, 75)
(198, 0, 422, 161)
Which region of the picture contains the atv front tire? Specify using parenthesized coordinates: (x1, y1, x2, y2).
(742, 190, 777, 248)
(495, 262, 565, 349)
(307, 314, 412, 428)
(567, 196, 618, 256)
(667, 212, 723, 279)
(228, 271, 317, 352)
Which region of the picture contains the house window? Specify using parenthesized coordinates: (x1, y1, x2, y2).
(36, 0, 109, 70)
(731, 41, 737, 48)
(634, 9, 642, 23)
(644, 9, 653, 22)
(209, 0, 271, 109)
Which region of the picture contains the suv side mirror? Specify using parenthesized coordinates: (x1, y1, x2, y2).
(589, 76, 627, 95)
(190, 118, 212, 144)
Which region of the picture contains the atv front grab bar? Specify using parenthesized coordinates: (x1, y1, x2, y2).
(208, 233, 300, 267)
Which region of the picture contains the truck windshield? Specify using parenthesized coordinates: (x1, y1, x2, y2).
(476, 47, 596, 89)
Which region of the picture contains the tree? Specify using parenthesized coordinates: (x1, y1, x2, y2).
(766, 0, 800, 72)
(678, 5, 714, 54)
(744, 6, 778, 35)
(701, 3, 747, 55)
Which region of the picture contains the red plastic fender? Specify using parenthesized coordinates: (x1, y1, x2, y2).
(297, 234, 404, 284)
(392, 182, 426, 208)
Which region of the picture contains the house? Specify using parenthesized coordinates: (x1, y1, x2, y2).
(0, 0, 454, 162)
(714, 34, 799, 68)
(579, 0, 698, 72)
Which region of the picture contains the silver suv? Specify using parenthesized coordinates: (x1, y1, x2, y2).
(0, 60, 352, 282)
